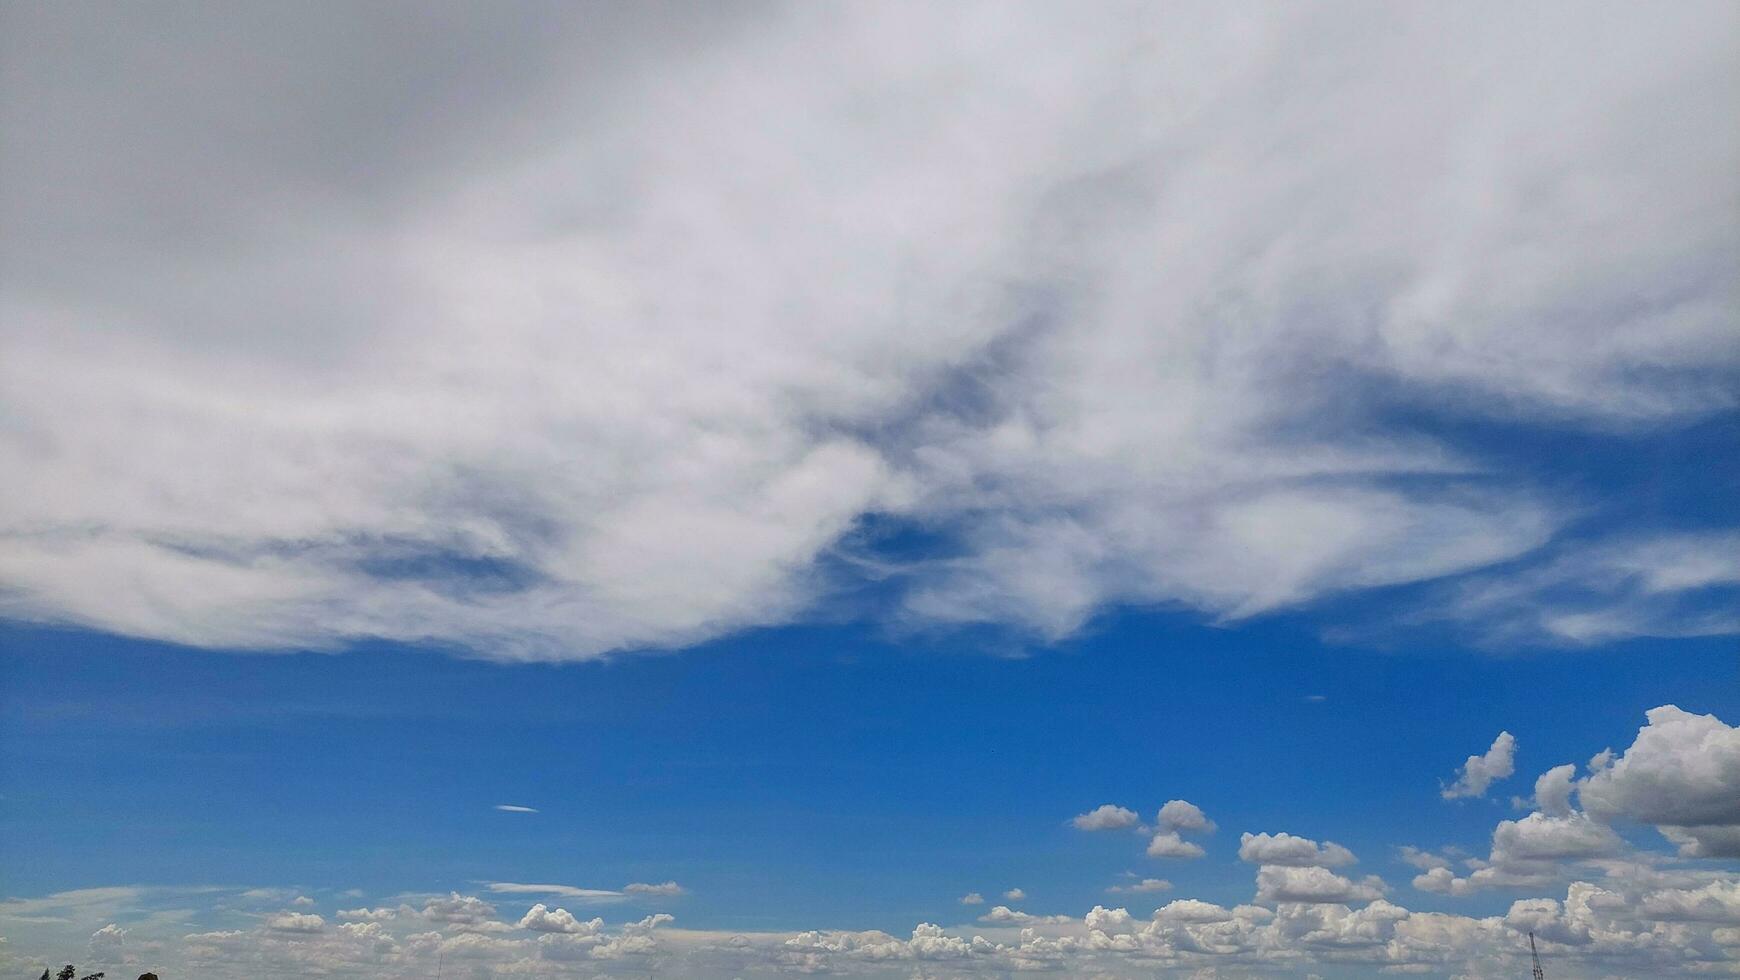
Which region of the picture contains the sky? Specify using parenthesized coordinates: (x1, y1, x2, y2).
(0, 1, 1737, 978)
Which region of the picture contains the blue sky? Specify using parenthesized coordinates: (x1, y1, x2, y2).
(2, 2, 1739, 978)
(4, 611, 1738, 930)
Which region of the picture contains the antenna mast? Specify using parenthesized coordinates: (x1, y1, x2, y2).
(1529, 931, 1545, 980)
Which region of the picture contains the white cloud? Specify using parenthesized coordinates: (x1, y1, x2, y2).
(1441, 731, 1516, 799)
(1530, 764, 1578, 817)
(516, 904, 602, 935)
(1414, 800, 1625, 896)
(1254, 866, 1387, 905)
(493, 804, 538, 813)
(978, 906, 1070, 925)
(1238, 832, 1357, 867)
(264, 912, 325, 934)
(1107, 879, 1171, 895)
(482, 882, 626, 902)
(1493, 811, 1624, 862)
(1154, 898, 1235, 923)
(87, 923, 127, 963)
(1424, 531, 1740, 645)
(1579, 705, 1740, 856)
(1145, 832, 1206, 860)
(958, 893, 983, 905)
(1002, 888, 1025, 901)
(1142, 800, 1215, 859)
(1639, 880, 1740, 924)
(419, 893, 497, 925)
(337, 907, 396, 922)
(1397, 846, 1453, 872)
(12, 864, 1740, 979)
(1072, 804, 1140, 831)
(1156, 800, 1216, 835)
(3, 3, 1733, 660)
(623, 881, 685, 897)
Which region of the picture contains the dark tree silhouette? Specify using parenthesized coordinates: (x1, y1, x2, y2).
(40, 966, 103, 980)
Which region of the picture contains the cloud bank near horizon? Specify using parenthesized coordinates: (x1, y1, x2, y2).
(4, 705, 1736, 977)
(2, 1, 1736, 660)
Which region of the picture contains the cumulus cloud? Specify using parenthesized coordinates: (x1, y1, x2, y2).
(87, 923, 127, 963)
(958, 893, 984, 905)
(977, 906, 1070, 925)
(516, 904, 602, 935)
(1579, 705, 1740, 856)
(1529, 764, 1578, 817)
(1494, 811, 1625, 863)
(1238, 832, 1357, 867)
(1140, 800, 1215, 859)
(1156, 800, 1216, 835)
(12, 864, 1740, 979)
(1072, 804, 1140, 831)
(1639, 880, 1740, 924)
(1145, 832, 1206, 860)
(1441, 731, 1517, 799)
(1001, 888, 1026, 901)
(419, 893, 497, 925)
(264, 912, 325, 933)
(1254, 866, 1387, 905)
(2, 2, 1733, 660)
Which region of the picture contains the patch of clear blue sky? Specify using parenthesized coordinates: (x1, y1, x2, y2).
(3, 616, 1735, 932)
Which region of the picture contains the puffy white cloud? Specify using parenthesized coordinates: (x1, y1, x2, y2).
(14, 869, 1740, 979)
(1157, 800, 1216, 835)
(1145, 800, 1215, 858)
(1639, 880, 1740, 924)
(8, 2, 1732, 660)
(977, 906, 1071, 925)
(1441, 731, 1516, 799)
(516, 904, 602, 935)
(1254, 866, 1387, 905)
(419, 893, 497, 925)
(1579, 705, 1740, 856)
(264, 912, 325, 933)
(1001, 888, 1025, 901)
(337, 907, 395, 922)
(1530, 764, 1578, 817)
(1146, 832, 1206, 859)
(87, 923, 127, 963)
(1153, 899, 1237, 923)
(958, 892, 984, 905)
(1238, 832, 1356, 867)
(1072, 804, 1140, 831)
(1492, 812, 1624, 863)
